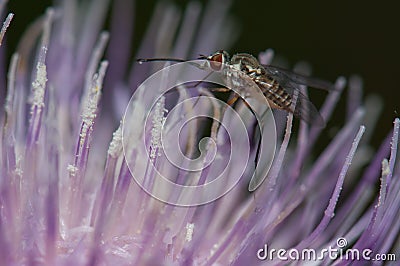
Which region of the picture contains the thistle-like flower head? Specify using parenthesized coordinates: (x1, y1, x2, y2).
(0, 1, 399, 265)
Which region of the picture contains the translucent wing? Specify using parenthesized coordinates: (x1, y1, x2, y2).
(263, 65, 334, 91)
(260, 65, 331, 127)
(286, 88, 325, 127)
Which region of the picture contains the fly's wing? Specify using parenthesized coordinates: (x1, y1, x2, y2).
(263, 65, 335, 91)
(262, 65, 330, 127)
(288, 89, 326, 127)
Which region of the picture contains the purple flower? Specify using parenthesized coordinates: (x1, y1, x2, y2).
(0, 1, 399, 265)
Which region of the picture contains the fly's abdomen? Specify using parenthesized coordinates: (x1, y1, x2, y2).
(259, 79, 292, 110)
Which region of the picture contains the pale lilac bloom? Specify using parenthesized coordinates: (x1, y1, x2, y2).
(0, 1, 399, 266)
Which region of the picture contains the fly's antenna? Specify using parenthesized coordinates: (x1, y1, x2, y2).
(136, 56, 208, 70)
(137, 54, 211, 64)
(136, 58, 187, 63)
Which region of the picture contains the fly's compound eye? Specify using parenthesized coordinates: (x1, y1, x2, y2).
(207, 52, 226, 71)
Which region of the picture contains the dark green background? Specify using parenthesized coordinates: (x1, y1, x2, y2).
(6, 0, 399, 146)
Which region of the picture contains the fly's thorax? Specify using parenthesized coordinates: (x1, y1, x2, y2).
(230, 53, 259, 67)
(224, 66, 252, 91)
(220, 67, 260, 100)
(230, 53, 266, 77)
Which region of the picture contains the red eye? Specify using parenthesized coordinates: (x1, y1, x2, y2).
(209, 53, 224, 71)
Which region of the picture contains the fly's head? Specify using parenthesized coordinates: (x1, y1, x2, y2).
(199, 50, 230, 71)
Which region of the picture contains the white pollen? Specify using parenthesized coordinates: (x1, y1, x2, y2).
(31, 61, 48, 109)
(381, 159, 390, 177)
(14, 156, 23, 176)
(67, 164, 78, 176)
(108, 123, 123, 158)
(0, 13, 14, 46)
(185, 223, 194, 242)
(14, 168, 23, 177)
(30, 9, 53, 112)
(150, 97, 167, 159)
(79, 61, 108, 148)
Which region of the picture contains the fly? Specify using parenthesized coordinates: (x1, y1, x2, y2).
(138, 50, 334, 127)
(138, 51, 335, 191)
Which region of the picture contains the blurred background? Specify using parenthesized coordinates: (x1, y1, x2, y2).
(5, 0, 399, 147)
